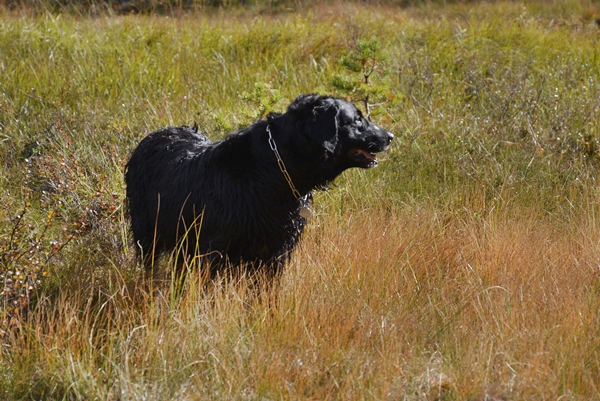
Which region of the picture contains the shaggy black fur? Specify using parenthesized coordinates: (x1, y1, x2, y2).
(125, 94, 393, 275)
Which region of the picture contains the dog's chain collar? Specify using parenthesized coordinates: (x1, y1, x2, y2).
(266, 125, 313, 218)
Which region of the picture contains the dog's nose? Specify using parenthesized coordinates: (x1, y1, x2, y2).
(386, 131, 394, 145)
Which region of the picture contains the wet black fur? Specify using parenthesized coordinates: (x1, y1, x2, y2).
(125, 94, 393, 276)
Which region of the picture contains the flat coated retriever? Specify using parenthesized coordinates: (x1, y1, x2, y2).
(125, 94, 393, 276)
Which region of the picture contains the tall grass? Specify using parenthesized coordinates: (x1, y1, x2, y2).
(3, 208, 600, 399)
(1, 1, 600, 399)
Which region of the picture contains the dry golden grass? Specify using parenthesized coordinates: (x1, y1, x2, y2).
(6, 197, 600, 399)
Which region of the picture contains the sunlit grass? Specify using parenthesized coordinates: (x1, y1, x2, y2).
(1, 1, 600, 399)
(4, 205, 600, 399)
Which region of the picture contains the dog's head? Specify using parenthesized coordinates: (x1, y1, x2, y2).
(286, 94, 394, 169)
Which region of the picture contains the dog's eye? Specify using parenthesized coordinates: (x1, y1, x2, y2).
(355, 116, 363, 127)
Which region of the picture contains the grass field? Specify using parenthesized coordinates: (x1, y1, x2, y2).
(1, 1, 600, 399)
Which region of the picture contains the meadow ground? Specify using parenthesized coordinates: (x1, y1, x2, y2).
(1, 1, 600, 399)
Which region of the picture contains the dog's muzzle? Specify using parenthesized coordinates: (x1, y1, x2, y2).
(347, 128, 393, 168)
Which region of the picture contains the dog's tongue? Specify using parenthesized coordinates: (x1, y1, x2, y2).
(348, 149, 377, 163)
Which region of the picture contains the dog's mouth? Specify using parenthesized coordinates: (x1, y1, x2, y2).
(347, 148, 378, 168)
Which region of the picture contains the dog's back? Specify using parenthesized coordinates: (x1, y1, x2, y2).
(125, 125, 211, 258)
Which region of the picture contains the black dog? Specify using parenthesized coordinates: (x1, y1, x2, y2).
(125, 94, 393, 275)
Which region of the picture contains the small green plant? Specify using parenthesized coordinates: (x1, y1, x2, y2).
(212, 82, 283, 134)
(241, 82, 284, 121)
(332, 37, 391, 119)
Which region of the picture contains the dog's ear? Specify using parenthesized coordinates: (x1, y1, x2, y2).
(304, 101, 339, 153)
